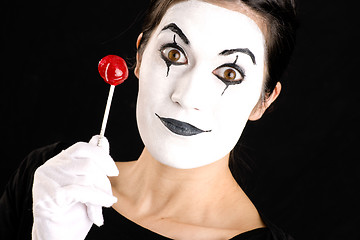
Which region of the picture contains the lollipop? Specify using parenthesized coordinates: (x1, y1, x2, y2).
(97, 55, 129, 146)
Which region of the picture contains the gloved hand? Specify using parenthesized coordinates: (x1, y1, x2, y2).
(32, 135, 119, 240)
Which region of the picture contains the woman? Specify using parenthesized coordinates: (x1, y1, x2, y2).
(1, 0, 297, 239)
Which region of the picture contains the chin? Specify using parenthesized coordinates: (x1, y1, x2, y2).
(146, 140, 232, 169)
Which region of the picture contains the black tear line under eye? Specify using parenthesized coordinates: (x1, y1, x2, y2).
(159, 36, 187, 77)
(214, 63, 246, 96)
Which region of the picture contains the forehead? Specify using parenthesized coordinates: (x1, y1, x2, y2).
(156, 0, 266, 60)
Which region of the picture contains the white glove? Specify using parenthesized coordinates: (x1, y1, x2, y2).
(32, 135, 119, 240)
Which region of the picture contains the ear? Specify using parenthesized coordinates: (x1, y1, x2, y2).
(249, 82, 282, 121)
(134, 33, 143, 78)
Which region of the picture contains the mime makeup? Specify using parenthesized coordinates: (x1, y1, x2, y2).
(213, 55, 246, 95)
(136, 0, 266, 169)
(155, 113, 211, 136)
(219, 48, 257, 65)
(161, 23, 190, 45)
(159, 34, 188, 76)
(159, 23, 190, 77)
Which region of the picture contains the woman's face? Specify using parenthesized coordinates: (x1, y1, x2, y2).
(136, 0, 266, 169)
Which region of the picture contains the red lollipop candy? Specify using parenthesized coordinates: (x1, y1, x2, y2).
(97, 55, 129, 146)
(98, 55, 129, 86)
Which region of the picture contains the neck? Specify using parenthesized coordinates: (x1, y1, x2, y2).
(138, 147, 232, 183)
(117, 147, 242, 217)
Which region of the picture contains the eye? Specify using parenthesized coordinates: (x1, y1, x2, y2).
(212, 64, 245, 85)
(160, 45, 188, 65)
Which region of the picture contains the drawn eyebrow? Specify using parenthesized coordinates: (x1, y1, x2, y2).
(161, 23, 190, 45)
(219, 48, 256, 65)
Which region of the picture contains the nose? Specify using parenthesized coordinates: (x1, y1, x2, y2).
(170, 65, 217, 111)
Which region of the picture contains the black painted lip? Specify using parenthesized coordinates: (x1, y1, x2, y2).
(155, 113, 211, 136)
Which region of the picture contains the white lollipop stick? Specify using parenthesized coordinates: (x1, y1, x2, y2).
(97, 84, 115, 146)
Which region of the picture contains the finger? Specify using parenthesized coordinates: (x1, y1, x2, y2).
(88, 136, 119, 177)
(65, 142, 119, 177)
(86, 204, 104, 227)
(55, 185, 117, 207)
(72, 172, 113, 196)
(59, 156, 114, 179)
(88, 135, 109, 153)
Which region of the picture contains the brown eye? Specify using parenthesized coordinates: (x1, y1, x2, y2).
(168, 49, 180, 62)
(212, 65, 245, 85)
(224, 69, 236, 81)
(161, 46, 188, 65)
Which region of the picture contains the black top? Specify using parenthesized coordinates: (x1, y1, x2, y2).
(0, 142, 294, 240)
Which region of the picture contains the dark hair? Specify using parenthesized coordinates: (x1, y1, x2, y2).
(138, 0, 297, 102)
(241, 0, 297, 99)
(137, 0, 297, 188)
(138, 0, 183, 59)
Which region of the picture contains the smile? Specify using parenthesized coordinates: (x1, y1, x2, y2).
(155, 113, 211, 136)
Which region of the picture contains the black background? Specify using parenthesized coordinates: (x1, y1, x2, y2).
(1, 0, 359, 239)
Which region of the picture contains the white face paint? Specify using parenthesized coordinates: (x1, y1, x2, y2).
(136, 0, 266, 169)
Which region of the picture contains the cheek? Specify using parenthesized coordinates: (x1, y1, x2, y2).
(214, 80, 263, 139)
(138, 44, 183, 97)
(139, 49, 164, 90)
(214, 104, 250, 147)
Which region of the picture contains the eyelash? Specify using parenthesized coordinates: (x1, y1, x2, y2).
(159, 41, 246, 85)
